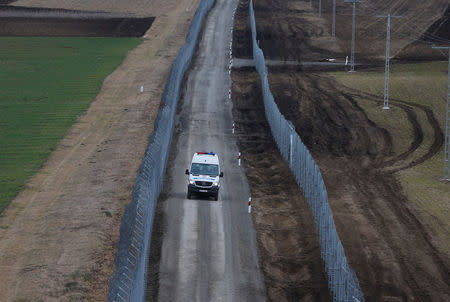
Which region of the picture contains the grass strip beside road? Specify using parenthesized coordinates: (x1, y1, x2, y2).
(0, 37, 142, 210)
(330, 61, 450, 249)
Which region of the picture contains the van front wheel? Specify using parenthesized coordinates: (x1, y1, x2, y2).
(214, 192, 218, 201)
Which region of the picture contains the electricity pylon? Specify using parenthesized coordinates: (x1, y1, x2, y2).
(319, 0, 322, 17)
(332, 0, 336, 37)
(345, 0, 363, 72)
(377, 14, 402, 109)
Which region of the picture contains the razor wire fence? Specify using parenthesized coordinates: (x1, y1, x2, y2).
(107, 0, 215, 301)
(249, 1, 364, 301)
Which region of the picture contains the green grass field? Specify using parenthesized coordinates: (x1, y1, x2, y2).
(0, 37, 142, 210)
(330, 61, 450, 248)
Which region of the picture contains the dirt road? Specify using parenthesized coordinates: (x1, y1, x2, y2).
(0, 0, 200, 301)
(148, 0, 267, 301)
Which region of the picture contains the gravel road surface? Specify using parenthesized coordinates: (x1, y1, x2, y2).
(156, 0, 267, 301)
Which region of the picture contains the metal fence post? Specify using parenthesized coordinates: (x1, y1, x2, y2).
(288, 121, 295, 167)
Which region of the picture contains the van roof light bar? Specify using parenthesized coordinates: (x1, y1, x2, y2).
(196, 152, 216, 156)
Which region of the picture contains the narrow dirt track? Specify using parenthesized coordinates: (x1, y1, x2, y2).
(0, 0, 200, 301)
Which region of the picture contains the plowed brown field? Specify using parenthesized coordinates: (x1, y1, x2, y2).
(232, 0, 449, 301)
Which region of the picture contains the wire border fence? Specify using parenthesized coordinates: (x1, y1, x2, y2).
(248, 1, 364, 301)
(107, 0, 215, 300)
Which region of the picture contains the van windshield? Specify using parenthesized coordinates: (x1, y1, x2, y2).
(191, 163, 219, 176)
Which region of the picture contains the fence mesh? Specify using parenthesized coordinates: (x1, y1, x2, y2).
(107, 0, 215, 301)
(249, 1, 364, 301)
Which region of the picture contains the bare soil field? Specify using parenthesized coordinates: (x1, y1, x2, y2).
(314, 0, 449, 59)
(397, 6, 450, 60)
(241, 0, 448, 62)
(232, 0, 449, 301)
(231, 69, 331, 301)
(0, 0, 200, 301)
(13, 0, 168, 17)
(0, 6, 154, 37)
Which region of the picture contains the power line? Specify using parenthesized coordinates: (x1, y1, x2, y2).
(360, 1, 450, 43)
(335, 2, 450, 45)
(344, 0, 364, 72)
(377, 14, 402, 110)
(399, 23, 450, 44)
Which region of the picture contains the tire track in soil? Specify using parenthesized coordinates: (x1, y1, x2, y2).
(353, 172, 450, 301)
(264, 71, 450, 301)
(379, 104, 423, 167)
(316, 78, 422, 168)
(271, 70, 442, 174)
(233, 0, 449, 301)
(341, 86, 444, 172)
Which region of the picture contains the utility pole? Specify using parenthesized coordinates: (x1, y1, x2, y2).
(332, 0, 336, 37)
(319, 0, 322, 17)
(432, 45, 450, 180)
(344, 0, 363, 72)
(377, 14, 402, 109)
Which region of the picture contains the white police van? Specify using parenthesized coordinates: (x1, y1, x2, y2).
(185, 152, 223, 200)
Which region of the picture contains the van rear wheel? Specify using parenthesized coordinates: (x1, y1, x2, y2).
(187, 191, 191, 199)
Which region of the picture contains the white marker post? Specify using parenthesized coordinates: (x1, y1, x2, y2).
(287, 122, 295, 167)
(248, 197, 252, 213)
(345, 56, 349, 66)
(232, 122, 235, 134)
(238, 152, 241, 166)
(140, 85, 144, 94)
